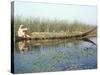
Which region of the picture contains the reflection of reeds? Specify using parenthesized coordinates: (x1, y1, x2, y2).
(14, 16, 97, 36)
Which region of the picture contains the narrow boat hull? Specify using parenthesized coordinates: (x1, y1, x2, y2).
(15, 36, 31, 42)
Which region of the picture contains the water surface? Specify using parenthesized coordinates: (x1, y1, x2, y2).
(14, 38, 97, 74)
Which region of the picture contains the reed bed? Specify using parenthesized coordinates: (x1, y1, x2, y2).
(14, 16, 97, 38)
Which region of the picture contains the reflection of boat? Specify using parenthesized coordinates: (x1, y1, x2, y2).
(16, 37, 97, 47)
(16, 37, 96, 54)
(82, 38, 97, 46)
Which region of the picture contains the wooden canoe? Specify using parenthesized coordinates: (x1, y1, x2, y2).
(15, 27, 97, 42)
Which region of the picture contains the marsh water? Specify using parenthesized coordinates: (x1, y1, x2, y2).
(14, 38, 97, 74)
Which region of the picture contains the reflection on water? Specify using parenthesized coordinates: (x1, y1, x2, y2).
(14, 38, 97, 74)
(82, 38, 97, 46)
(17, 40, 30, 53)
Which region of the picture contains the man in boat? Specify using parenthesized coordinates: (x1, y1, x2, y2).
(17, 24, 30, 38)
